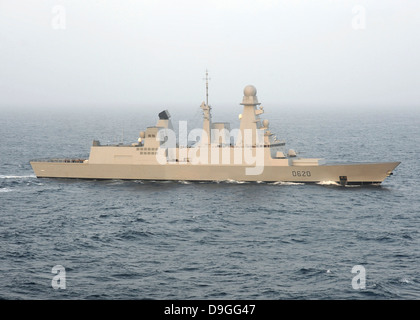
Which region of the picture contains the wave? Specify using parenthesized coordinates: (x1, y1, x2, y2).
(106, 180, 125, 185)
(117, 229, 154, 240)
(178, 180, 191, 184)
(215, 180, 305, 185)
(0, 174, 36, 179)
(225, 180, 248, 184)
(316, 181, 340, 186)
(213, 179, 248, 184)
(399, 278, 412, 284)
(270, 181, 304, 186)
(0, 188, 13, 193)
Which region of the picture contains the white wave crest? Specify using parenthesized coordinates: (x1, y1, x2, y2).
(317, 181, 340, 186)
(213, 179, 248, 184)
(228, 180, 247, 184)
(0, 187, 13, 193)
(270, 181, 304, 185)
(107, 180, 124, 185)
(0, 174, 36, 179)
(400, 278, 411, 284)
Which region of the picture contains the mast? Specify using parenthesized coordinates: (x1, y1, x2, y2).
(200, 70, 212, 145)
(204, 69, 210, 107)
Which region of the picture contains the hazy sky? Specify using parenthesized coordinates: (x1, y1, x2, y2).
(0, 0, 419, 111)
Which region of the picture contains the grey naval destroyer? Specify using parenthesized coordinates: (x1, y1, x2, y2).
(31, 78, 400, 186)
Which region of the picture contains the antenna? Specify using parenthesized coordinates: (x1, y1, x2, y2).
(203, 69, 211, 107)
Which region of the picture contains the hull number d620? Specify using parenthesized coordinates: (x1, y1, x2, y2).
(292, 170, 311, 177)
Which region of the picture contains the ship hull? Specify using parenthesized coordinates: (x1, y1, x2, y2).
(30, 161, 400, 185)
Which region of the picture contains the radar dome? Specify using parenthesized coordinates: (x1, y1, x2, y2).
(244, 85, 257, 97)
(262, 119, 269, 128)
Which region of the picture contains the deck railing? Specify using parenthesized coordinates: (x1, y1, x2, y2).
(31, 158, 87, 163)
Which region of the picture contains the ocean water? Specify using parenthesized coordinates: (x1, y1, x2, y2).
(0, 106, 419, 300)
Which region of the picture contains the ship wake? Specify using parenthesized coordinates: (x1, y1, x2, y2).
(270, 181, 305, 186)
(0, 174, 36, 179)
(316, 181, 340, 186)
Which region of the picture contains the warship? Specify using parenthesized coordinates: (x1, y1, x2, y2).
(31, 75, 400, 185)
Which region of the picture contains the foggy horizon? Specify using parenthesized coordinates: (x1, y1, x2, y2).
(1, 0, 419, 112)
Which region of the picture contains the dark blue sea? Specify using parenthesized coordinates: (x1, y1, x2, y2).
(0, 106, 419, 300)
